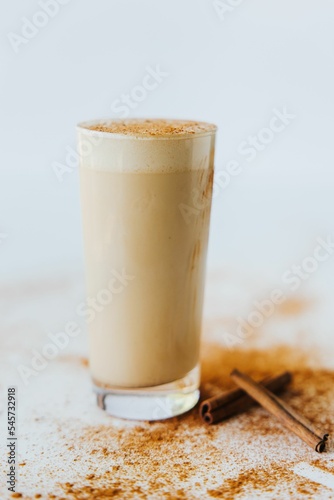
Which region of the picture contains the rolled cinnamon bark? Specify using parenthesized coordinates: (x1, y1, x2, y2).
(230, 369, 329, 453)
(200, 371, 292, 424)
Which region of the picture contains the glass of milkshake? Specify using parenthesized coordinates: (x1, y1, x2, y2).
(77, 119, 217, 420)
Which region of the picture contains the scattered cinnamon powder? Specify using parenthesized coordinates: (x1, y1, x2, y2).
(57, 355, 89, 367)
(311, 458, 334, 473)
(207, 465, 321, 498)
(84, 119, 216, 138)
(52, 344, 334, 500)
(277, 297, 313, 316)
(80, 357, 89, 367)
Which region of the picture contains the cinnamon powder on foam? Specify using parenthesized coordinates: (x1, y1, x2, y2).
(21, 344, 332, 500)
(86, 119, 216, 138)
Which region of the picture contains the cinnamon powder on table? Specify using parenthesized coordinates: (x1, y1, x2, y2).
(35, 344, 334, 500)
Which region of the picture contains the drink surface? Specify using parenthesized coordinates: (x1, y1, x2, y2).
(78, 119, 216, 388)
(85, 118, 217, 138)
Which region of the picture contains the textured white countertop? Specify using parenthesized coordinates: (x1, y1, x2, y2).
(1, 263, 334, 499)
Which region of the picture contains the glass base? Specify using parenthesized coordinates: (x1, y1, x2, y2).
(93, 364, 200, 421)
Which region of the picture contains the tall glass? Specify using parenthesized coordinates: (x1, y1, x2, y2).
(77, 119, 216, 420)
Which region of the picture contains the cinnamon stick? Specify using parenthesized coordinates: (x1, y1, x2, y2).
(230, 369, 329, 453)
(200, 371, 292, 424)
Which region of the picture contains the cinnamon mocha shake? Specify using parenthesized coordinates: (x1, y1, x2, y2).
(77, 119, 216, 419)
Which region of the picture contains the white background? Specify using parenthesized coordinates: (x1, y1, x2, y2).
(1, 0, 334, 294)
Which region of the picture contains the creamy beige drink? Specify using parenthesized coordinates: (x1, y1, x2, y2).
(77, 119, 216, 418)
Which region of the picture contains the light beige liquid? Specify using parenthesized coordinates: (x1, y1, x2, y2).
(78, 119, 216, 388)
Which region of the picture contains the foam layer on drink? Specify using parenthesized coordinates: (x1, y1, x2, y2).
(84, 118, 216, 137)
(77, 119, 216, 173)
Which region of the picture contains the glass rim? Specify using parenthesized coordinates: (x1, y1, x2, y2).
(76, 118, 217, 141)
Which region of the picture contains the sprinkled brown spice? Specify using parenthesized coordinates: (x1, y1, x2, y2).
(80, 357, 89, 367)
(310, 459, 334, 477)
(207, 465, 322, 498)
(57, 355, 89, 367)
(277, 297, 313, 316)
(50, 344, 334, 499)
(84, 119, 216, 138)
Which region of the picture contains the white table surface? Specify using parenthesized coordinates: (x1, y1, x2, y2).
(1, 265, 334, 499)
